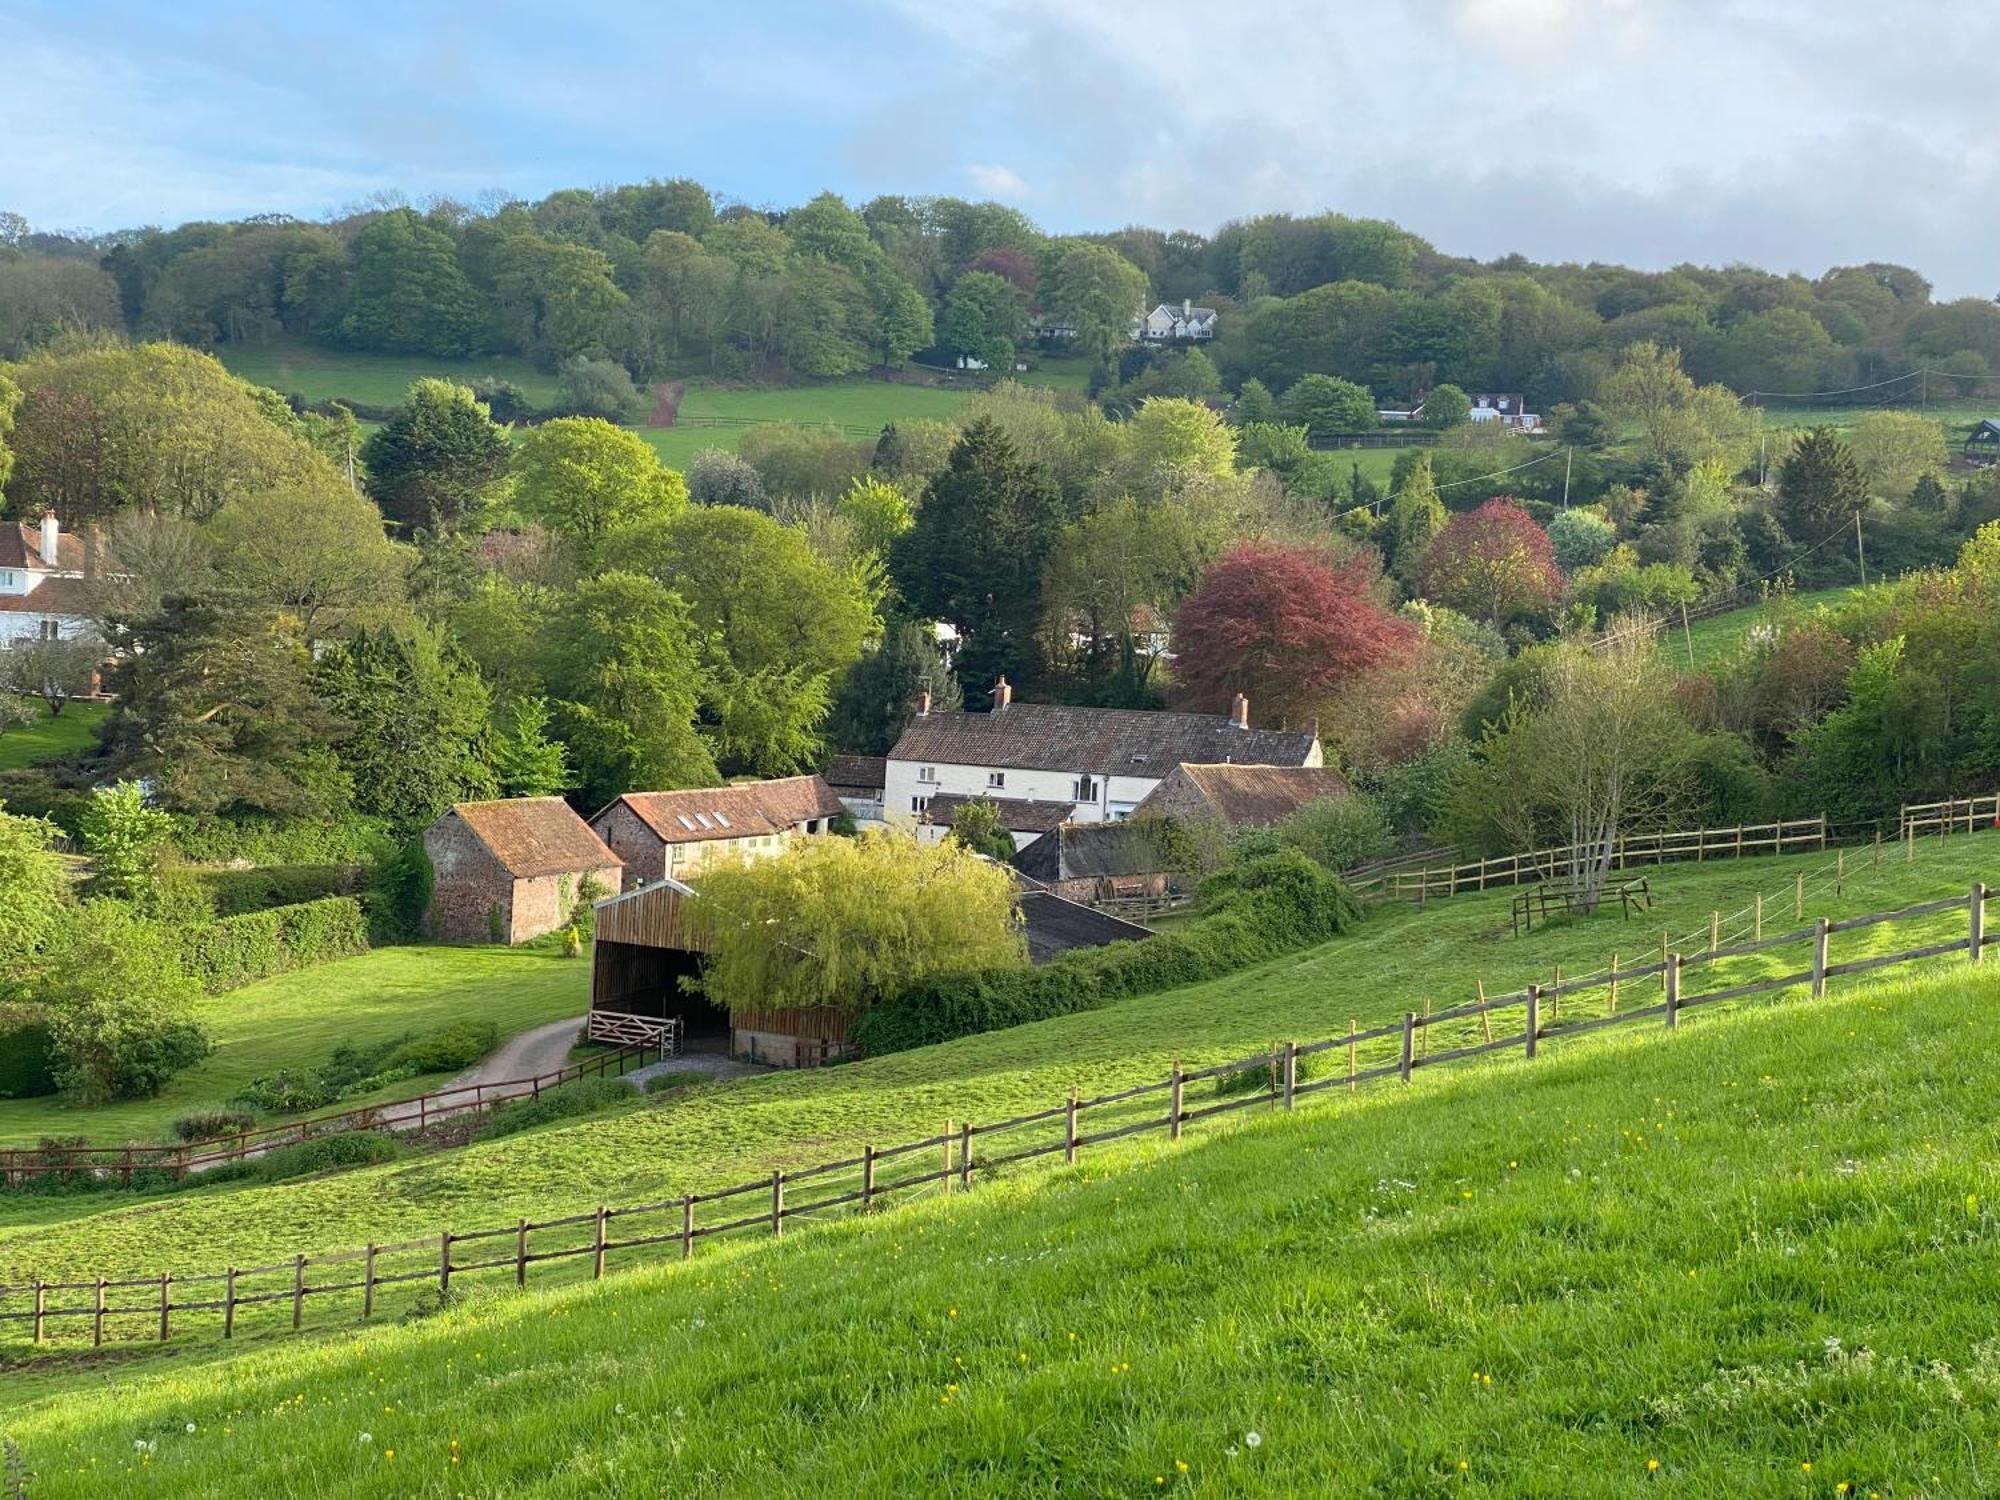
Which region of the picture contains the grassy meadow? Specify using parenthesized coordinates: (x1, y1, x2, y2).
(0, 945, 590, 1148)
(5, 832, 1994, 1302)
(7, 954, 2000, 1494)
(1672, 586, 1861, 670)
(215, 342, 563, 410)
(0, 702, 109, 773)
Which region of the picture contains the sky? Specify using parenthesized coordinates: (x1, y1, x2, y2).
(3, 0, 1996, 297)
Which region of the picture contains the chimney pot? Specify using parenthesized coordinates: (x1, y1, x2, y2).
(1182, 297, 1191, 318)
(993, 676, 1013, 710)
(917, 689, 932, 718)
(39, 512, 60, 569)
(1231, 692, 1249, 730)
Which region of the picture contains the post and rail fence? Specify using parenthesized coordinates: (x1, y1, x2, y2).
(6, 879, 1991, 1352)
(0, 1041, 663, 1187)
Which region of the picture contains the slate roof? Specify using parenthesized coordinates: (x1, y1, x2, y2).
(927, 794, 1076, 835)
(889, 702, 1317, 778)
(1141, 763, 1352, 827)
(1011, 821, 1177, 883)
(603, 776, 845, 846)
(0, 522, 88, 574)
(449, 798, 622, 880)
(823, 754, 887, 794)
(1018, 891, 1154, 963)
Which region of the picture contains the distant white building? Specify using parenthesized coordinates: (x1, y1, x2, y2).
(0, 513, 95, 647)
(1134, 299, 1217, 342)
(1466, 393, 1541, 430)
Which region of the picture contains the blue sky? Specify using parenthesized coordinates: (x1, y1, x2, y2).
(4, 0, 1996, 297)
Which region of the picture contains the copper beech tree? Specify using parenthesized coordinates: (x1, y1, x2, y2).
(1418, 498, 1564, 628)
(1169, 541, 1413, 727)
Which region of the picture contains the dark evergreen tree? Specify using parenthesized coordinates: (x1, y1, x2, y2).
(361, 379, 511, 534)
(1777, 426, 1866, 538)
(824, 619, 964, 754)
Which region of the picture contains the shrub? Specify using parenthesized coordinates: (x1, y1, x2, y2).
(642, 1069, 711, 1096)
(853, 851, 1361, 1054)
(191, 864, 365, 917)
(253, 1129, 403, 1183)
(0, 1007, 57, 1098)
(367, 839, 434, 944)
(79, 782, 173, 902)
(40, 904, 212, 1103)
(168, 814, 394, 867)
(1234, 795, 1392, 874)
(473, 1077, 634, 1140)
(174, 897, 369, 994)
(383, 1020, 496, 1075)
(171, 1107, 259, 1143)
(554, 356, 647, 423)
(233, 1069, 338, 1113)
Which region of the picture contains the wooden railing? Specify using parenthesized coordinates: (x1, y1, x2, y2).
(1350, 818, 1829, 904)
(1900, 794, 2000, 841)
(5, 878, 1987, 1351)
(0, 1037, 660, 1185)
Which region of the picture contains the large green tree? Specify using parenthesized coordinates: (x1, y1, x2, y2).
(361, 379, 511, 535)
(511, 417, 687, 550)
(825, 619, 963, 754)
(339, 210, 483, 356)
(1777, 426, 1867, 538)
(207, 481, 406, 640)
(1042, 243, 1149, 365)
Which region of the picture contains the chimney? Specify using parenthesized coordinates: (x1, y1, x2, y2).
(1231, 693, 1249, 730)
(39, 512, 60, 568)
(993, 676, 1013, 710)
(1182, 297, 1191, 319)
(917, 689, 932, 718)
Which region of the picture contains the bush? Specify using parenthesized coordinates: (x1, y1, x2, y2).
(40, 905, 212, 1103)
(168, 814, 394, 867)
(853, 851, 1361, 1054)
(0, 1007, 56, 1098)
(1233, 795, 1392, 874)
(190, 864, 365, 917)
(171, 1107, 259, 1143)
(643, 1069, 711, 1096)
(473, 1077, 634, 1140)
(233, 1069, 338, 1113)
(253, 1130, 403, 1183)
(366, 840, 434, 944)
(175, 897, 370, 994)
(383, 1020, 496, 1074)
(554, 356, 647, 423)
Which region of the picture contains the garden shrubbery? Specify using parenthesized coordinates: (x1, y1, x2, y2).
(852, 851, 1361, 1054)
(231, 1019, 498, 1114)
(473, 1077, 635, 1140)
(175, 897, 370, 994)
(0, 1006, 57, 1098)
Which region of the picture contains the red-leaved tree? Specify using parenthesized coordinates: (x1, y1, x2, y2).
(1418, 499, 1563, 626)
(1169, 542, 1414, 725)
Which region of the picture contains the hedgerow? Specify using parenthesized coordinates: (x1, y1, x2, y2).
(852, 850, 1361, 1054)
(174, 897, 370, 995)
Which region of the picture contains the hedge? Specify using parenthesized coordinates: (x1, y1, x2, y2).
(175, 897, 371, 995)
(189, 864, 368, 917)
(169, 814, 394, 868)
(0, 1008, 57, 1098)
(851, 851, 1362, 1055)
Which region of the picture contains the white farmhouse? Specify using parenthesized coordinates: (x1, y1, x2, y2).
(1134, 299, 1218, 343)
(0, 513, 94, 647)
(884, 678, 1321, 826)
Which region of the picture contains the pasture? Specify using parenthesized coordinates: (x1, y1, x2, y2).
(0, 702, 108, 772)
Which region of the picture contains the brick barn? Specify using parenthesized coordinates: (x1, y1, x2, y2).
(588, 775, 845, 889)
(424, 798, 624, 945)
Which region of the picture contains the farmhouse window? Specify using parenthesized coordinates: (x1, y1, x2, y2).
(988, 772, 1005, 788)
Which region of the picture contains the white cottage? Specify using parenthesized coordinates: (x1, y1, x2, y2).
(1134, 299, 1218, 342)
(884, 679, 1321, 826)
(0, 513, 94, 647)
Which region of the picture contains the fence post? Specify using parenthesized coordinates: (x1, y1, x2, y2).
(1064, 1090, 1078, 1164)
(224, 1268, 238, 1338)
(515, 1218, 529, 1287)
(1754, 894, 1763, 941)
(771, 1172, 785, 1238)
(1709, 912, 1719, 962)
(1665, 954, 1681, 1029)
(941, 1122, 953, 1195)
(1812, 918, 1830, 999)
(1348, 1018, 1358, 1090)
(292, 1254, 307, 1330)
(1795, 873, 1804, 920)
(1524, 987, 1540, 1060)
(1608, 956, 1619, 1016)
(592, 1207, 609, 1276)
(862, 1145, 876, 1209)
(1971, 883, 1988, 962)
(1399, 1012, 1416, 1081)
(681, 1194, 695, 1259)
(92, 1277, 105, 1348)
(1819, 814, 1828, 850)
(1836, 850, 1845, 896)
(31, 1279, 44, 1345)
(157, 1272, 171, 1343)
(1169, 1065, 1184, 1139)
(361, 1246, 376, 1320)
(1282, 1041, 1298, 1109)
(438, 1231, 453, 1296)
(959, 1120, 973, 1188)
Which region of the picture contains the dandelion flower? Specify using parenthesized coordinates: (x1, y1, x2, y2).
(385, 1450, 395, 1461)
(1647, 1459, 1659, 1473)
(1177, 1460, 1189, 1473)
(1802, 1461, 1812, 1473)
(1245, 1431, 1262, 1449)
(1458, 1459, 1469, 1472)
(184, 1423, 196, 1434)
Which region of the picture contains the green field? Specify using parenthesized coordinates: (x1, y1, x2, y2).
(215, 341, 563, 410)
(1672, 586, 1861, 669)
(1753, 397, 1995, 446)
(640, 379, 977, 469)
(6, 833, 1993, 1299)
(0, 701, 108, 773)
(8, 951, 2000, 1493)
(0, 944, 589, 1148)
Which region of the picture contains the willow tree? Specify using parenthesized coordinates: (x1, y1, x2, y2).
(691, 830, 1025, 1017)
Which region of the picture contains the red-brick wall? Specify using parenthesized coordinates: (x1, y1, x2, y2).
(423, 814, 514, 943)
(589, 803, 668, 890)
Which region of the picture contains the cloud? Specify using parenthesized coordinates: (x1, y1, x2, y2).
(965, 163, 1029, 199)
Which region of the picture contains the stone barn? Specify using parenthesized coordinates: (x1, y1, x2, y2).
(424, 798, 624, 945)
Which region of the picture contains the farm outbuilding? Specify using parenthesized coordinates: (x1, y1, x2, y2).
(424, 798, 623, 945)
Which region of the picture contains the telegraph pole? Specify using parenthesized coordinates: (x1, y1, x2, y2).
(1561, 446, 1573, 509)
(1855, 509, 1867, 586)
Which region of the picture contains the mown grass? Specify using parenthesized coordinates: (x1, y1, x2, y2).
(7, 957, 2000, 1495)
(1673, 586, 1861, 670)
(214, 340, 562, 410)
(0, 945, 589, 1148)
(0, 702, 109, 773)
(4, 833, 1992, 1292)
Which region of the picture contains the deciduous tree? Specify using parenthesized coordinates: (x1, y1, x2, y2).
(511, 417, 686, 549)
(1418, 499, 1563, 626)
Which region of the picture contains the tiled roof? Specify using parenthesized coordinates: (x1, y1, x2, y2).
(606, 776, 845, 845)
(0, 523, 88, 573)
(1018, 891, 1153, 963)
(927, 794, 1076, 834)
(822, 755, 887, 794)
(449, 798, 621, 879)
(1011, 821, 1176, 882)
(890, 702, 1317, 777)
(1146, 763, 1352, 827)
(0, 577, 90, 616)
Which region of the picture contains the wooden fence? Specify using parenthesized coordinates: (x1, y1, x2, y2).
(5, 879, 1988, 1352)
(1900, 794, 2000, 841)
(1350, 818, 1829, 903)
(0, 1041, 661, 1186)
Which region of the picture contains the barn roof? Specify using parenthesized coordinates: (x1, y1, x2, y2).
(822, 755, 887, 794)
(448, 798, 621, 880)
(1143, 763, 1352, 827)
(1011, 821, 1176, 882)
(1017, 891, 1154, 962)
(927, 794, 1077, 835)
(602, 776, 845, 845)
(891, 702, 1317, 777)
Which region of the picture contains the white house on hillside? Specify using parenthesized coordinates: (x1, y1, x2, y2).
(1134, 299, 1217, 342)
(0, 513, 95, 648)
(884, 678, 1321, 826)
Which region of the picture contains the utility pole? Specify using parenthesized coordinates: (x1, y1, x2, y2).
(1561, 446, 1573, 509)
(1855, 509, 1867, 586)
